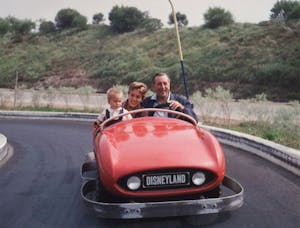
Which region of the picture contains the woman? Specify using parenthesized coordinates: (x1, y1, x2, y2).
(123, 81, 148, 118)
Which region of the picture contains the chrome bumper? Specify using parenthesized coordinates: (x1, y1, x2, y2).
(81, 156, 243, 219)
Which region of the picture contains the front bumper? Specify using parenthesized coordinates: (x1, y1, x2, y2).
(81, 154, 243, 219)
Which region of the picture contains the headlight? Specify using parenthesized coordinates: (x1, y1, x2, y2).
(192, 172, 206, 186)
(127, 176, 141, 190)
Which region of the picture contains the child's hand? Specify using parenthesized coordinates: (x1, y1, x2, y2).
(93, 120, 101, 128)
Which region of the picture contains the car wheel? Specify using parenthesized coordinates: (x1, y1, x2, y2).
(202, 186, 221, 198)
(96, 178, 113, 202)
(96, 178, 127, 203)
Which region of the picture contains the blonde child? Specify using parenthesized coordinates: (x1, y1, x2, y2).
(94, 87, 132, 128)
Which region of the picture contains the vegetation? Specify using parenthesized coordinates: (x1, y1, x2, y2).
(209, 118, 300, 150)
(108, 6, 145, 33)
(55, 8, 87, 30)
(168, 12, 189, 27)
(270, 0, 300, 21)
(0, 2, 300, 103)
(0, 18, 10, 36)
(39, 20, 56, 34)
(0, 2, 298, 100)
(141, 17, 163, 32)
(2, 19, 299, 101)
(1, 86, 299, 150)
(228, 121, 300, 150)
(3, 16, 35, 42)
(1, 2, 300, 150)
(92, 12, 104, 24)
(203, 7, 234, 29)
(190, 87, 300, 150)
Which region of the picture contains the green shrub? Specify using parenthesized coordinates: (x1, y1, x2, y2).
(253, 63, 300, 89)
(0, 18, 10, 36)
(141, 18, 163, 32)
(55, 8, 87, 30)
(108, 6, 144, 33)
(203, 7, 234, 29)
(93, 13, 104, 24)
(71, 15, 88, 30)
(168, 12, 188, 27)
(39, 20, 56, 34)
(6, 17, 35, 42)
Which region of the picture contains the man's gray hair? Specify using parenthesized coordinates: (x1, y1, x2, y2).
(151, 72, 171, 84)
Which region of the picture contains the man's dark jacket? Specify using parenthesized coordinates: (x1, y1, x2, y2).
(142, 93, 198, 122)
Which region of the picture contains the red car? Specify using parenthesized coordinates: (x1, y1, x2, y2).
(81, 108, 243, 219)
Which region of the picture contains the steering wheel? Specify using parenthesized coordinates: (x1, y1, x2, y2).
(154, 103, 171, 109)
(153, 103, 188, 120)
(99, 108, 197, 131)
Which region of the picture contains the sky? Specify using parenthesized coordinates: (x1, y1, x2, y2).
(0, 0, 279, 26)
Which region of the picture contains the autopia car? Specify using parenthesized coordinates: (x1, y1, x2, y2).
(81, 108, 243, 219)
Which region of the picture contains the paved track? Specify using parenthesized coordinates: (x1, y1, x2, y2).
(0, 118, 299, 228)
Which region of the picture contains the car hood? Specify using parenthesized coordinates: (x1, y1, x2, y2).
(96, 117, 222, 179)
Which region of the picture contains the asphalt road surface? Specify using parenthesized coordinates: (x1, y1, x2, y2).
(0, 118, 299, 228)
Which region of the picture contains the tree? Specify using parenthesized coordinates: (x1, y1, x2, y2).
(168, 12, 188, 27)
(289, 4, 300, 19)
(93, 12, 104, 24)
(71, 14, 88, 30)
(203, 7, 234, 29)
(142, 18, 163, 32)
(270, 0, 300, 20)
(0, 18, 10, 36)
(55, 8, 87, 30)
(39, 20, 56, 33)
(6, 17, 35, 41)
(9, 17, 35, 35)
(108, 5, 145, 33)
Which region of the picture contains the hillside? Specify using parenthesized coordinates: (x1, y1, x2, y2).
(0, 21, 300, 101)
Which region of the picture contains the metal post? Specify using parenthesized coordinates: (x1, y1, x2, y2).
(14, 71, 18, 108)
(168, 0, 189, 100)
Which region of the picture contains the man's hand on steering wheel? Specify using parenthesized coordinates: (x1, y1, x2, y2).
(169, 100, 184, 112)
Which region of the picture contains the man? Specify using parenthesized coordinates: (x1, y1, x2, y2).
(142, 72, 198, 122)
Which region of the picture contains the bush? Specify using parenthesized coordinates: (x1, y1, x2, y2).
(0, 18, 10, 36)
(55, 8, 87, 30)
(141, 18, 163, 32)
(71, 15, 88, 30)
(6, 17, 35, 42)
(253, 63, 300, 89)
(93, 13, 104, 24)
(168, 12, 188, 27)
(289, 4, 300, 19)
(39, 20, 56, 34)
(108, 5, 145, 33)
(7, 17, 35, 35)
(204, 7, 234, 29)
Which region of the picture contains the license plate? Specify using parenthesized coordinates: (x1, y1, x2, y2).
(142, 172, 190, 188)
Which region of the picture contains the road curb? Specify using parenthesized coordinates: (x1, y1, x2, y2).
(0, 110, 97, 121)
(1, 110, 299, 176)
(0, 133, 8, 161)
(204, 125, 300, 176)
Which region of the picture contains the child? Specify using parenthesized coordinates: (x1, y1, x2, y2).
(94, 87, 132, 128)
